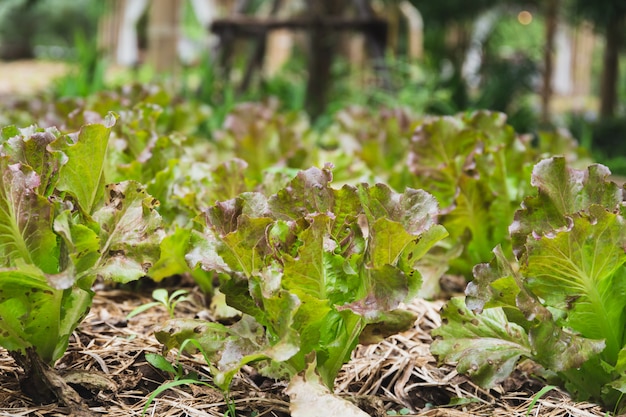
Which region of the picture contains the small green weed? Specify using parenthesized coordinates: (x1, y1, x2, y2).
(142, 338, 236, 416)
(525, 385, 556, 416)
(127, 289, 189, 320)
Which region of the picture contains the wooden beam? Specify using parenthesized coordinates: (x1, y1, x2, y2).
(211, 16, 387, 37)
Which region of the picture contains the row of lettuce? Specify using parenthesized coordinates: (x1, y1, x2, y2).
(1, 85, 624, 412)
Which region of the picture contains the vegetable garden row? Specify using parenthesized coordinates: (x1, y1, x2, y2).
(0, 85, 622, 416)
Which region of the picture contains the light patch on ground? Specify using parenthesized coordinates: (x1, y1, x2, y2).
(0, 60, 69, 96)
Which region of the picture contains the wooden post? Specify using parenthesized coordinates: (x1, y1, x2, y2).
(216, 0, 251, 81)
(541, 0, 559, 125)
(305, 0, 349, 118)
(98, 0, 124, 61)
(209, 0, 389, 117)
(571, 22, 595, 110)
(346, 33, 366, 72)
(148, 0, 182, 74)
(353, 0, 392, 91)
(264, 29, 293, 77)
(399, 1, 423, 60)
(386, 2, 400, 55)
(599, 14, 623, 119)
(239, 0, 282, 93)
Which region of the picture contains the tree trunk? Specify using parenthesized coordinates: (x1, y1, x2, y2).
(541, 0, 559, 125)
(304, 0, 348, 119)
(239, 0, 282, 93)
(599, 14, 623, 119)
(353, 0, 392, 91)
(147, 0, 182, 74)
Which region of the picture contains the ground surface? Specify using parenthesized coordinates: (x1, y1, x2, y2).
(0, 283, 609, 417)
(0, 60, 68, 97)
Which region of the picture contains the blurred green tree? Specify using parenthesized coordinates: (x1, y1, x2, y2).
(567, 0, 626, 118)
(0, 0, 102, 60)
(408, 0, 508, 111)
(0, 0, 39, 59)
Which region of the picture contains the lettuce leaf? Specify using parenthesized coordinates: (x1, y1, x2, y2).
(54, 113, 115, 213)
(157, 165, 446, 389)
(433, 157, 626, 411)
(0, 266, 92, 364)
(0, 158, 59, 273)
(406, 111, 539, 278)
(90, 181, 165, 284)
(0, 118, 164, 369)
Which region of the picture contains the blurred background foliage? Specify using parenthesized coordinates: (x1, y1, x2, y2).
(0, 0, 625, 174)
(0, 0, 102, 59)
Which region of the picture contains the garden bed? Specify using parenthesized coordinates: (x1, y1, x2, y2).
(0, 78, 622, 416)
(0, 283, 607, 417)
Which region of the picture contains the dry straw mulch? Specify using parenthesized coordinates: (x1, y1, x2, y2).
(0, 284, 610, 417)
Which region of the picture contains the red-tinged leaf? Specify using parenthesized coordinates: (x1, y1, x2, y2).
(0, 158, 58, 272)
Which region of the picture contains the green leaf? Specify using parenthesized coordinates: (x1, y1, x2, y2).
(528, 320, 605, 373)
(155, 318, 232, 356)
(316, 309, 364, 388)
(269, 166, 335, 220)
(431, 297, 532, 388)
(148, 227, 192, 281)
(145, 352, 177, 374)
(358, 184, 439, 236)
(91, 181, 165, 284)
(525, 385, 558, 417)
(54, 286, 93, 362)
(341, 265, 409, 318)
(56, 113, 115, 213)
(408, 116, 477, 208)
(217, 215, 273, 276)
(0, 268, 91, 364)
(0, 268, 58, 361)
(1, 126, 65, 196)
(444, 176, 492, 267)
(126, 301, 161, 319)
(155, 316, 277, 391)
(608, 348, 626, 400)
(291, 293, 332, 360)
(258, 290, 302, 363)
(359, 309, 417, 344)
(327, 185, 362, 240)
(283, 214, 337, 301)
(0, 158, 58, 272)
(523, 207, 626, 363)
(220, 274, 266, 320)
(369, 218, 416, 268)
(151, 288, 169, 305)
(409, 224, 449, 264)
(210, 158, 253, 201)
(510, 157, 622, 256)
(206, 193, 270, 235)
(53, 210, 100, 277)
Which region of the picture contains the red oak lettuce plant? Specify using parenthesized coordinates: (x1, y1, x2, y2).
(155, 165, 447, 396)
(0, 116, 164, 405)
(432, 156, 626, 412)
